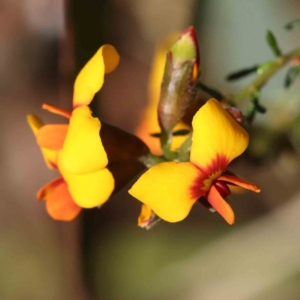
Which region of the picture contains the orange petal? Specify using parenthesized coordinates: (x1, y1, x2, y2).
(218, 174, 260, 193)
(60, 105, 108, 174)
(129, 162, 204, 223)
(27, 114, 58, 169)
(42, 103, 71, 118)
(73, 44, 120, 107)
(37, 177, 63, 200)
(36, 124, 69, 150)
(37, 178, 82, 221)
(138, 204, 155, 228)
(207, 185, 235, 224)
(190, 99, 249, 175)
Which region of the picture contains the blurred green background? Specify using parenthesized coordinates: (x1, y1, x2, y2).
(1, 0, 300, 299)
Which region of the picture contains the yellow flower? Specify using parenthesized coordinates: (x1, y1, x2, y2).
(129, 99, 260, 224)
(27, 45, 120, 220)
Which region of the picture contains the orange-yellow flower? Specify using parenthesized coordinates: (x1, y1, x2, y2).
(27, 45, 120, 220)
(129, 99, 260, 224)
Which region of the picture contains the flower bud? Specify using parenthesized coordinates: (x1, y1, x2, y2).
(158, 27, 200, 134)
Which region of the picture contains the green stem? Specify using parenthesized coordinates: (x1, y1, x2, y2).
(232, 47, 300, 103)
(177, 132, 192, 161)
(160, 130, 177, 160)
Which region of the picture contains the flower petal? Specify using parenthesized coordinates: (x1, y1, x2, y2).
(60, 105, 108, 174)
(36, 124, 69, 150)
(129, 162, 204, 223)
(138, 204, 155, 228)
(37, 177, 63, 200)
(190, 99, 249, 174)
(27, 114, 58, 169)
(218, 174, 260, 193)
(59, 156, 114, 208)
(207, 185, 235, 224)
(73, 44, 120, 107)
(37, 177, 82, 221)
(42, 103, 71, 118)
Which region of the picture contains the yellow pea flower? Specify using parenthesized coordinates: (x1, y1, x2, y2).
(129, 99, 260, 225)
(27, 45, 120, 220)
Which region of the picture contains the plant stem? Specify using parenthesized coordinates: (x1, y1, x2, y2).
(177, 132, 192, 161)
(160, 130, 178, 160)
(232, 46, 300, 103)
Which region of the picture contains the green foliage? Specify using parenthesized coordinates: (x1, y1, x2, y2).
(266, 30, 282, 57)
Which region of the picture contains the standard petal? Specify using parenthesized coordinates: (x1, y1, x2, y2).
(27, 114, 58, 169)
(218, 174, 260, 193)
(59, 158, 114, 208)
(73, 44, 120, 107)
(42, 103, 71, 118)
(190, 99, 249, 174)
(60, 105, 108, 174)
(207, 185, 235, 224)
(129, 162, 204, 223)
(36, 124, 69, 150)
(44, 180, 82, 221)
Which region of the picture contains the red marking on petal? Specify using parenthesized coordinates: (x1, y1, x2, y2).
(203, 154, 229, 175)
(194, 153, 229, 177)
(190, 171, 209, 199)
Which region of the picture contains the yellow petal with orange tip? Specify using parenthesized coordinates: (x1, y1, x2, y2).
(27, 114, 58, 169)
(58, 154, 114, 208)
(190, 99, 249, 174)
(38, 177, 82, 221)
(60, 105, 108, 174)
(73, 44, 120, 107)
(218, 174, 260, 193)
(207, 185, 235, 225)
(129, 162, 204, 223)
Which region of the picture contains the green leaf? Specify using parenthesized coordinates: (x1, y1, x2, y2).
(266, 30, 282, 57)
(247, 93, 266, 123)
(257, 61, 278, 75)
(256, 103, 267, 113)
(285, 19, 300, 30)
(284, 66, 300, 88)
(226, 65, 259, 81)
(196, 81, 223, 100)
